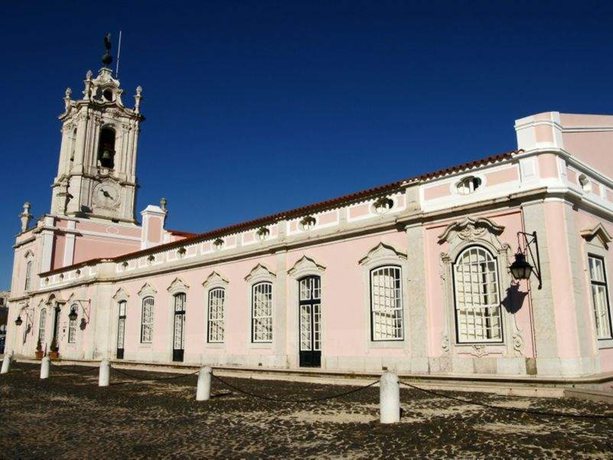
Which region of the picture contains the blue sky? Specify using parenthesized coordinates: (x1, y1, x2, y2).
(1, 1, 612, 289)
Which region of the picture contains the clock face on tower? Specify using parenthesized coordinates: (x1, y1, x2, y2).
(93, 181, 121, 209)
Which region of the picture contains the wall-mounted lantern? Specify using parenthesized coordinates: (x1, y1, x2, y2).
(509, 231, 542, 290)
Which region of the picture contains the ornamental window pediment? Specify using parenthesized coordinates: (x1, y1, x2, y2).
(288, 256, 326, 279)
(138, 283, 157, 298)
(359, 243, 407, 268)
(245, 264, 276, 283)
(202, 271, 229, 289)
(580, 223, 612, 250)
(167, 277, 190, 295)
(112, 287, 129, 302)
(438, 217, 505, 247)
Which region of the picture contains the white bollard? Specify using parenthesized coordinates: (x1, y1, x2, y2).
(40, 357, 50, 379)
(99, 359, 110, 387)
(1, 354, 11, 374)
(196, 366, 212, 401)
(380, 372, 400, 424)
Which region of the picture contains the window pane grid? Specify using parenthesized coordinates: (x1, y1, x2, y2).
(252, 282, 273, 343)
(38, 309, 46, 343)
(117, 300, 126, 349)
(589, 255, 612, 340)
(370, 266, 403, 341)
(208, 288, 225, 343)
(454, 247, 502, 343)
(25, 261, 32, 291)
(141, 296, 154, 343)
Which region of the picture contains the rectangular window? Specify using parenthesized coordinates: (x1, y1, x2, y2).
(141, 297, 154, 343)
(208, 288, 225, 343)
(370, 266, 404, 341)
(589, 255, 612, 340)
(252, 282, 273, 343)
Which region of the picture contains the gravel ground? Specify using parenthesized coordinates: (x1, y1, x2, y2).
(0, 363, 612, 459)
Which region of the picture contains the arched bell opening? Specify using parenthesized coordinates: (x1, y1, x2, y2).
(98, 126, 116, 169)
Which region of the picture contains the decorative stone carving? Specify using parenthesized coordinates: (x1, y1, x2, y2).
(470, 345, 487, 358)
(438, 217, 505, 245)
(441, 334, 450, 353)
(512, 332, 524, 355)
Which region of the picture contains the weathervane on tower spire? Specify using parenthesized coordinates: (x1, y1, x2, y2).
(102, 33, 113, 67)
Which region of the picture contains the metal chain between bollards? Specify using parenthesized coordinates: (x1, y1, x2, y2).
(211, 373, 379, 404)
(112, 367, 201, 381)
(399, 380, 613, 420)
(49, 361, 100, 374)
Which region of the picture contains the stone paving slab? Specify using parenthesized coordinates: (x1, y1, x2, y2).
(0, 363, 612, 459)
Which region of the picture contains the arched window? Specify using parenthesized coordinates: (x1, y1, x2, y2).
(98, 126, 116, 169)
(68, 304, 78, 343)
(252, 282, 273, 343)
(453, 246, 502, 343)
(370, 266, 403, 341)
(24, 260, 32, 291)
(38, 308, 47, 343)
(141, 296, 154, 343)
(207, 288, 225, 343)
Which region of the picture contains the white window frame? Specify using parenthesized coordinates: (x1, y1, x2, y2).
(38, 308, 47, 343)
(251, 282, 273, 343)
(141, 296, 155, 344)
(67, 304, 78, 344)
(452, 245, 503, 344)
(370, 265, 404, 341)
(588, 254, 612, 340)
(207, 288, 225, 343)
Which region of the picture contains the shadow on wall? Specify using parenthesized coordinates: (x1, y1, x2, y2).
(501, 282, 528, 314)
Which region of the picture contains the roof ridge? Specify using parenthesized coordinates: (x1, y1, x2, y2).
(41, 149, 517, 274)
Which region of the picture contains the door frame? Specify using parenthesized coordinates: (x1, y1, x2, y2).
(298, 275, 322, 368)
(287, 256, 326, 369)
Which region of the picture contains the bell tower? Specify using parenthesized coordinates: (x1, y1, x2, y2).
(51, 34, 144, 223)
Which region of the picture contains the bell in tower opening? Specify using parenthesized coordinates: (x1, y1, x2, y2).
(98, 126, 116, 169)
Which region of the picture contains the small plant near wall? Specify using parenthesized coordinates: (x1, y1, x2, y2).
(49, 338, 59, 360)
(256, 227, 270, 240)
(177, 247, 187, 258)
(373, 196, 394, 213)
(35, 338, 44, 360)
(300, 215, 316, 231)
(214, 238, 224, 250)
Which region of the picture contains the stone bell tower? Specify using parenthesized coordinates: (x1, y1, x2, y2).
(51, 34, 144, 223)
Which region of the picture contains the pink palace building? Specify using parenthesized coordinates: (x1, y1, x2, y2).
(5, 53, 613, 380)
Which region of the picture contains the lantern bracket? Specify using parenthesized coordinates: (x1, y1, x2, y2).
(513, 231, 542, 290)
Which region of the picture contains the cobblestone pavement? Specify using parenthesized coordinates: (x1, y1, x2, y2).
(0, 363, 612, 459)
